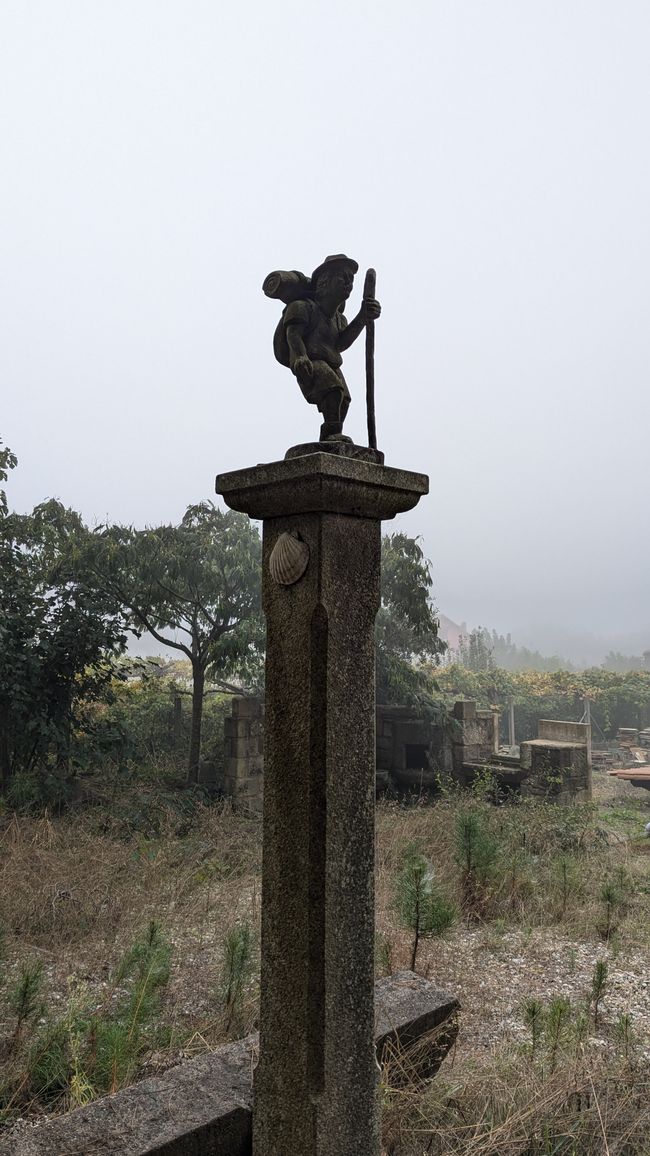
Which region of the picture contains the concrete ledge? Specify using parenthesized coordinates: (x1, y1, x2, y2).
(2, 973, 459, 1155)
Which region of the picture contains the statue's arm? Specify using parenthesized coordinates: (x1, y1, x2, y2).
(286, 322, 308, 369)
(337, 298, 381, 352)
(286, 322, 313, 386)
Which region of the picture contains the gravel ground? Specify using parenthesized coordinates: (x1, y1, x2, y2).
(412, 925, 650, 1063)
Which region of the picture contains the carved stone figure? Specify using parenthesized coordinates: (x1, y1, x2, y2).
(263, 255, 381, 442)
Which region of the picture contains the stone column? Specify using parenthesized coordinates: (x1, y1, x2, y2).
(216, 450, 428, 1156)
(223, 696, 264, 814)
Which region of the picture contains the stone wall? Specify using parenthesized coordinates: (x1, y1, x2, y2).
(221, 699, 593, 806)
(222, 698, 507, 805)
(451, 700, 499, 774)
(224, 698, 456, 802)
(538, 719, 590, 748)
(375, 705, 451, 794)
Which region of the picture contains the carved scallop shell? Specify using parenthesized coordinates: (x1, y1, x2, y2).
(269, 531, 309, 586)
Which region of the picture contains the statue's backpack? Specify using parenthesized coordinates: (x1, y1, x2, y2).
(262, 270, 313, 367)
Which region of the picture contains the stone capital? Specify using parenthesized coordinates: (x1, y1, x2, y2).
(216, 452, 429, 521)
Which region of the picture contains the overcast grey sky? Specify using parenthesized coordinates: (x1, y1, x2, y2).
(2, 1, 649, 661)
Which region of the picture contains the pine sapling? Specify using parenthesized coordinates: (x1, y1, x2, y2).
(8, 960, 44, 1051)
(454, 811, 496, 913)
(545, 996, 571, 1071)
(522, 996, 544, 1060)
(394, 849, 456, 973)
(590, 959, 608, 1027)
(614, 1012, 635, 1062)
(220, 922, 254, 1033)
(92, 920, 172, 1093)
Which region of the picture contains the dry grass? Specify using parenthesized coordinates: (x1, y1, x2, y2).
(0, 796, 261, 951)
(381, 1050, 650, 1155)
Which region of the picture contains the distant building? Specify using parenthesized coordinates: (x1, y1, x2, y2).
(438, 614, 466, 655)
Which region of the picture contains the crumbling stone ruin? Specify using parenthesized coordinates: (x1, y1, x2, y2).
(219, 696, 592, 810)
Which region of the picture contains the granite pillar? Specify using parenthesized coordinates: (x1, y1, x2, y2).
(216, 451, 428, 1156)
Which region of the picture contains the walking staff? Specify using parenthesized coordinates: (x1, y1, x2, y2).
(364, 267, 377, 450)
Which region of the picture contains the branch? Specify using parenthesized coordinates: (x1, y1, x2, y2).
(138, 619, 191, 659)
(209, 679, 257, 696)
(125, 604, 192, 660)
(152, 577, 196, 609)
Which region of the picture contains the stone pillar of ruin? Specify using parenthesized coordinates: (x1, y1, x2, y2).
(216, 450, 428, 1156)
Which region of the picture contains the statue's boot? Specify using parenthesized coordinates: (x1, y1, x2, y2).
(319, 421, 352, 443)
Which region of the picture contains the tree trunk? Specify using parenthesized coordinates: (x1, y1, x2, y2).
(172, 691, 182, 751)
(187, 662, 205, 783)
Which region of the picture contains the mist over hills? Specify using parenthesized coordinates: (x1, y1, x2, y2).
(438, 615, 650, 671)
(129, 614, 650, 672)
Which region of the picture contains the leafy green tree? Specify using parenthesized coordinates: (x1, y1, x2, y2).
(0, 438, 17, 517)
(89, 503, 263, 782)
(0, 497, 128, 793)
(487, 628, 574, 672)
(602, 650, 650, 673)
(377, 533, 445, 706)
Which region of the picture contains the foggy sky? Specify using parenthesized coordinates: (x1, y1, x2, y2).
(2, 1, 649, 663)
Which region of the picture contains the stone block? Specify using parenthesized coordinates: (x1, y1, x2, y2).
(234, 736, 264, 759)
(520, 740, 591, 802)
(227, 756, 256, 777)
(459, 744, 481, 764)
(198, 761, 217, 785)
(538, 720, 589, 745)
(225, 718, 254, 740)
(232, 696, 263, 719)
(215, 454, 429, 521)
(375, 970, 459, 1084)
(0, 1035, 256, 1156)
(453, 700, 476, 720)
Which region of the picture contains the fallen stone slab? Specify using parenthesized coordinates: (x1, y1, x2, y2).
(1, 972, 459, 1156)
(375, 970, 460, 1084)
(1, 1035, 256, 1156)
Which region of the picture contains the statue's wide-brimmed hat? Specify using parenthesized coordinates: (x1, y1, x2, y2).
(311, 254, 359, 285)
